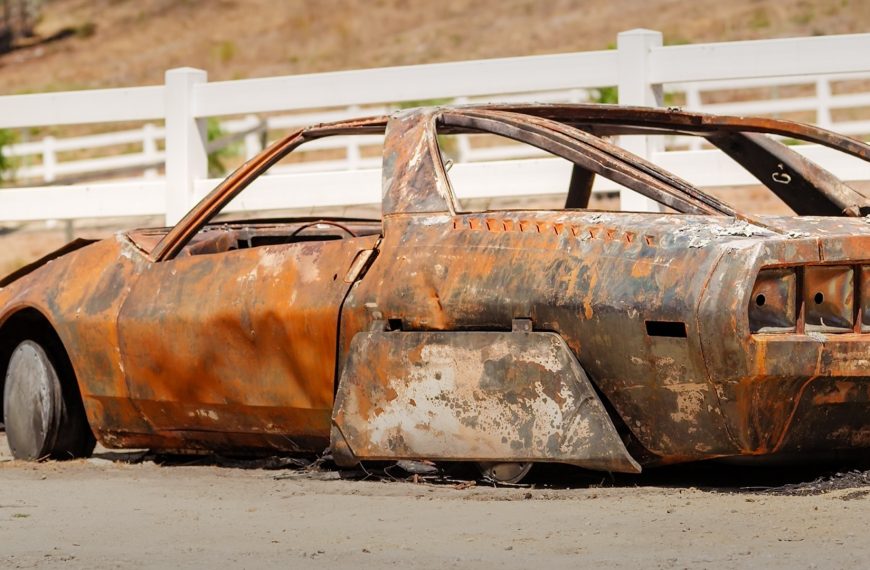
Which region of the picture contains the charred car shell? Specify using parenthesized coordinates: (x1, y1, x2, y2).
(1, 104, 870, 479)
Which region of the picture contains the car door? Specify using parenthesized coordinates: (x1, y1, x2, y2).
(116, 233, 379, 448)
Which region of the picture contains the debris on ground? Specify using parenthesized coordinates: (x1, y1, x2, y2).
(752, 469, 870, 496)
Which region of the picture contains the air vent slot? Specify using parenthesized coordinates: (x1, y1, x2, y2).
(645, 320, 687, 338)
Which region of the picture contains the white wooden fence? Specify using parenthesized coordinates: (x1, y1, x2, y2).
(10, 70, 870, 184)
(1, 29, 870, 225)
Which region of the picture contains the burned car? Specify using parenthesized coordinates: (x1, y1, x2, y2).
(2, 104, 870, 483)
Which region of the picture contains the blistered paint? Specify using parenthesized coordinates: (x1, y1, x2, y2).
(333, 331, 640, 472)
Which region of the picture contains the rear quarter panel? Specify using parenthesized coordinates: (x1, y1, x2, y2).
(341, 211, 748, 460)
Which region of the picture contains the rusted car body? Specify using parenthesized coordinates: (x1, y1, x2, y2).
(2, 104, 870, 479)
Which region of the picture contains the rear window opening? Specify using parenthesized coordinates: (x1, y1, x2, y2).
(434, 110, 870, 218)
(436, 131, 611, 213)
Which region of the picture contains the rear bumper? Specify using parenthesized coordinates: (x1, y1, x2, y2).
(723, 336, 870, 456)
(777, 374, 870, 454)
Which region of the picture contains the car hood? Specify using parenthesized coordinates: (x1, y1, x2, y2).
(0, 238, 99, 288)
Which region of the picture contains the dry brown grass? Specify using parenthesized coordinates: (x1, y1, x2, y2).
(0, 0, 867, 95)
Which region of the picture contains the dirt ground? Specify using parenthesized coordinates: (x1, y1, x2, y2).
(2, 433, 870, 569)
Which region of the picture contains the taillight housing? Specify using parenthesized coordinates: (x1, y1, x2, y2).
(750, 264, 865, 335)
(803, 266, 854, 333)
(749, 269, 797, 333)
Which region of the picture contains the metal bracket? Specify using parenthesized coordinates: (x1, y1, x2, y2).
(511, 318, 533, 332)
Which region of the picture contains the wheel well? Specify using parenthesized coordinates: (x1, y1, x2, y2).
(0, 308, 76, 420)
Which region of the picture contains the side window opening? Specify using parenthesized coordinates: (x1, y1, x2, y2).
(215, 132, 384, 223)
(702, 131, 870, 217)
(166, 130, 386, 258)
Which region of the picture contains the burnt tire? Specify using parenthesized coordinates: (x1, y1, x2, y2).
(3, 340, 95, 460)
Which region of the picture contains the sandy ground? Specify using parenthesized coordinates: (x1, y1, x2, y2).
(2, 433, 870, 569)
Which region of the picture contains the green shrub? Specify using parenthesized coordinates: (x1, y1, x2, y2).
(0, 129, 17, 185)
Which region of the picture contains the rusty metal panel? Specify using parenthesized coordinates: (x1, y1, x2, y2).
(777, 376, 870, 451)
(116, 234, 379, 450)
(381, 109, 456, 216)
(749, 268, 797, 333)
(340, 212, 747, 461)
(698, 238, 870, 456)
(0, 236, 155, 446)
(332, 330, 641, 473)
(804, 265, 854, 333)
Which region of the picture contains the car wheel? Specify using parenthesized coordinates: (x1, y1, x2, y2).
(3, 340, 94, 460)
(478, 462, 533, 484)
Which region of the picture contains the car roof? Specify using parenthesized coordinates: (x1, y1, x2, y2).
(151, 104, 870, 261)
(308, 103, 870, 164)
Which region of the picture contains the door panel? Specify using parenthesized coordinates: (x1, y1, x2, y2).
(117, 235, 379, 448)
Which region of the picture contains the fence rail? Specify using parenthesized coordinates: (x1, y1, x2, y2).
(1, 29, 870, 225)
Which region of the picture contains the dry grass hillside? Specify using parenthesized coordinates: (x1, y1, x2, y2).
(0, 0, 868, 93)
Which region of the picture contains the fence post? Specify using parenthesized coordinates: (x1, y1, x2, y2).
(816, 77, 833, 130)
(617, 29, 664, 212)
(142, 122, 158, 179)
(684, 85, 703, 150)
(164, 67, 208, 225)
(243, 114, 263, 159)
(346, 105, 361, 169)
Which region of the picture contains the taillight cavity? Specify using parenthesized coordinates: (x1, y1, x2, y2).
(804, 266, 854, 333)
(749, 268, 796, 333)
(750, 264, 865, 335)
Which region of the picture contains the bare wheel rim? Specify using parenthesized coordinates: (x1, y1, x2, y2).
(478, 462, 533, 484)
(3, 341, 63, 460)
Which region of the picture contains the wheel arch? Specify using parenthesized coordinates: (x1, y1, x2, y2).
(0, 306, 79, 419)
